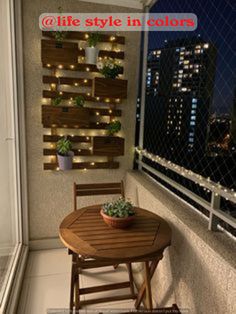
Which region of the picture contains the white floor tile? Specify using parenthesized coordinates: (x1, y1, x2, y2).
(24, 248, 71, 278)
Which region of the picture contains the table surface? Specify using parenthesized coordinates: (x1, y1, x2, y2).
(59, 205, 172, 261)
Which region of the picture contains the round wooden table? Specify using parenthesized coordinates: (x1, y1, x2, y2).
(59, 205, 172, 310)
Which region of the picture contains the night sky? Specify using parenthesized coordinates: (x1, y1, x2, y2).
(148, 0, 236, 114)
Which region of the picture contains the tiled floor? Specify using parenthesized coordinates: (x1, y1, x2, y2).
(17, 248, 136, 314)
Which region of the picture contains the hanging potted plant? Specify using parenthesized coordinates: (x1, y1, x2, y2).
(85, 33, 101, 65)
(100, 198, 136, 229)
(56, 137, 74, 170)
(106, 120, 121, 136)
(93, 59, 127, 98)
(73, 95, 85, 107)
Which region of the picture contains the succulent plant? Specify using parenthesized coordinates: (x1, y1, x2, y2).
(87, 33, 101, 47)
(102, 198, 135, 218)
(52, 96, 62, 106)
(74, 95, 85, 107)
(106, 120, 121, 136)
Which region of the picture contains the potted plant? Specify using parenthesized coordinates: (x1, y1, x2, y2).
(56, 137, 74, 170)
(106, 120, 121, 136)
(73, 95, 85, 107)
(100, 198, 135, 229)
(85, 33, 101, 65)
(52, 96, 62, 106)
(93, 59, 127, 98)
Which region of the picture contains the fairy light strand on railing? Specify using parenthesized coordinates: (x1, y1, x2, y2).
(135, 147, 236, 203)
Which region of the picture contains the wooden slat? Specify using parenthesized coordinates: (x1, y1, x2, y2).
(76, 182, 121, 189)
(43, 149, 91, 156)
(43, 62, 123, 74)
(78, 49, 125, 60)
(79, 282, 130, 295)
(79, 294, 136, 307)
(43, 122, 109, 130)
(43, 75, 92, 86)
(42, 31, 125, 45)
(91, 240, 153, 250)
(43, 135, 91, 143)
(43, 90, 122, 105)
(44, 161, 119, 170)
(76, 188, 122, 196)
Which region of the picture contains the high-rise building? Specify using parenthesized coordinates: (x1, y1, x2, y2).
(144, 37, 217, 163)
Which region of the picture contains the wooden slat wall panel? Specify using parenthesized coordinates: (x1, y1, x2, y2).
(43, 76, 92, 87)
(43, 63, 123, 74)
(93, 77, 128, 99)
(41, 40, 78, 64)
(78, 49, 125, 60)
(44, 161, 119, 170)
(43, 135, 91, 143)
(93, 136, 124, 156)
(42, 31, 125, 44)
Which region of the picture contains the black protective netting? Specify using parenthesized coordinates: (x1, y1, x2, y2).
(136, 0, 236, 233)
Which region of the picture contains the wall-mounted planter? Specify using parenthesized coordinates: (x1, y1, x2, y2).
(85, 47, 99, 64)
(41, 39, 78, 64)
(93, 77, 128, 99)
(93, 136, 125, 156)
(42, 105, 90, 128)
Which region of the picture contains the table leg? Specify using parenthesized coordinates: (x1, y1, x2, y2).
(135, 254, 163, 309)
(144, 261, 152, 310)
(75, 256, 80, 312)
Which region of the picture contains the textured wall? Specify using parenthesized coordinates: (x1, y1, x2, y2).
(22, 0, 141, 240)
(125, 171, 236, 314)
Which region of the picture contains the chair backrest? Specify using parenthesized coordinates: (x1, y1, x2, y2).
(73, 181, 124, 211)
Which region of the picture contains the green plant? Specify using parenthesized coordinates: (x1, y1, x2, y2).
(102, 198, 135, 218)
(53, 7, 67, 42)
(106, 120, 121, 136)
(73, 95, 85, 107)
(87, 33, 101, 47)
(52, 96, 62, 106)
(56, 137, 72, 156)
(97, 59, 122, 79)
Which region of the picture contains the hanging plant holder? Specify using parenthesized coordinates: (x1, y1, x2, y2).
(93, 77, 128, 99)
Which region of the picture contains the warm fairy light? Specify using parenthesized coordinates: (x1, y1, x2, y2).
(51, 83, 56, 89)
(109, 109, 112, 114)
(85, 34, 89, 39)
(82, 133, 85, 136)
(86, 136, 90, 140)
(58, 65, 63, 69)
(71, 134, 74, 137)
(84, 79, 88, 83)
(96, 122, 99, 125)
(91, 162, 95, 166)
(78, 149, 81, 152)
(50, 144, 54, 148)
(70, 65, 75, 69)
(56, 167, 60, 171)
(89, 147, 92, 151)
(116, 98, 121, 103)
(70, 97, 73, 101)
(74, 83, 78, 86)
(110, 36, 116, 41)
(96, 112, 100, 116)
(59, 91, 63, 95)
(105, 98, 110, 103)
(46, 64, 51, 67)
(99, 57, 102, 61)
(84, 168, 87, 171)
(87, 92, 91, 96)
(69, 101, 72, 105)
(86, 67, 90, 72)
(96, 97, 100, 101)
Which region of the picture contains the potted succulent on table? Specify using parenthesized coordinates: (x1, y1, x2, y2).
(100, 198, 136, 229)
(85, 33, 101, 65)
(56, 137, 74, 170)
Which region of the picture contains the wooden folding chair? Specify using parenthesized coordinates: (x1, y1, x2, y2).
(70, 181, 135, 312)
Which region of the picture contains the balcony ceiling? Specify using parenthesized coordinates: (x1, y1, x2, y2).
(78, 0, 155, 9)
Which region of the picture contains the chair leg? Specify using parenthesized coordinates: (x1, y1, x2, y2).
(144, 261, 153, 310)
(126, 263, 135, 297)
(75, 272, 80, 311)
(70, 254, 77, 313)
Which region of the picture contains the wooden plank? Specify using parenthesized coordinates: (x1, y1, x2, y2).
(43, 90, 122, 105)
(42, 105, 90, 128)
(76, 182, 122, 189)
(93, 240, 153, 250)
(43, 75, 92, 86)
(42, 31, 125, 45)
(41, 39, 78, 64)
(43, 149, 91, 156)
(43, 62, 123, 74)
(93, 136, 124, 156)
(44, 161, 119, 170)
(79, 282, 130, 295)
(78, 49, 125, 60)
(76, 188, 122, 196)
(43, 135, 91, 143)
(93, 77, 128, 99)
(79, 294, 136, 307)
(43, 122, 109, 130)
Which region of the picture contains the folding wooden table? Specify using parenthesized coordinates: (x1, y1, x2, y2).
(59, 205, 172, 310)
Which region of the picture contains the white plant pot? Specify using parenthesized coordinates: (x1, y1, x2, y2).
(85, 47, 98, 65)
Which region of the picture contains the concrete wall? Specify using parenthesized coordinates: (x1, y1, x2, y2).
(125, 171, 236, 314)
(22, 0, 141, 240)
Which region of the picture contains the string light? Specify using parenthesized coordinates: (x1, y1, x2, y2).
(85, 34, 89, 39)
(46, 64, 51, 67)
(135, 147, 236, 202)
(84, 79, 88, 83)
(70, 65, 75, 69)
(59, 91, 63, 95)
(74, 83, 78, 86)
(58, 65, 63, 69)
(110, 36, 116, 41)
(86, 67, 90, 72)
